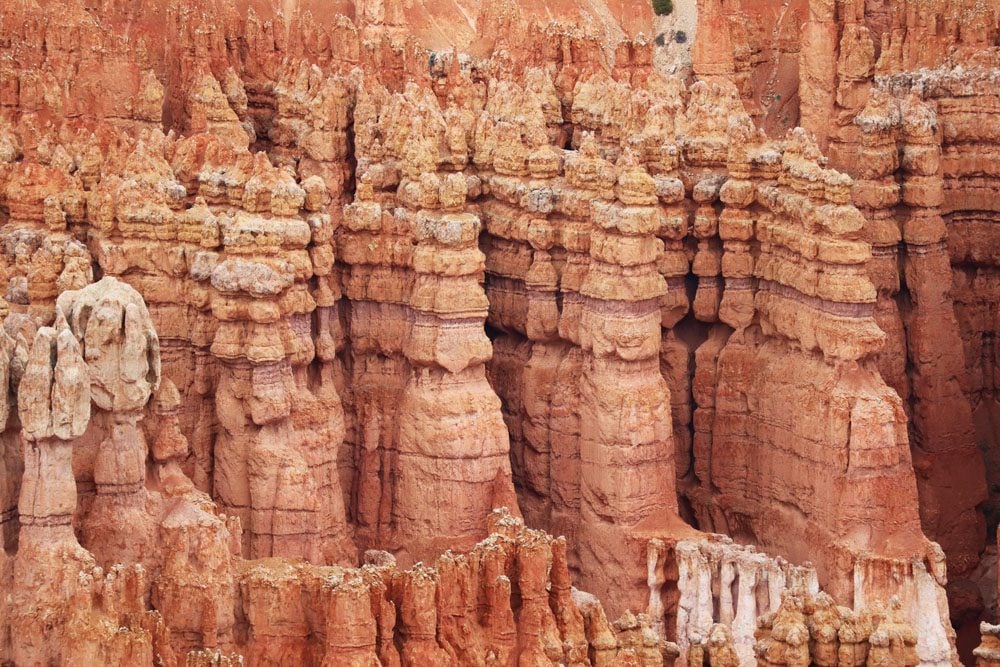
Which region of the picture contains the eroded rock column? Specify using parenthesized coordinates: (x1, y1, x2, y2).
(393, 159, 516, 562)
(577, 149, 677, 617)
(55, 278, 163, 567)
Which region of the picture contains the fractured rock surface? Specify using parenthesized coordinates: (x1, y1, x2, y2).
(0, 0, 997, 664)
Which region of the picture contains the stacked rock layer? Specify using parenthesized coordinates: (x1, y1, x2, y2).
(0, 0, 998, 665)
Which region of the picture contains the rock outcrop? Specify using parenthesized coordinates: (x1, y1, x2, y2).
(978, 623, 1000, 667)
(0, 0, 997, 664)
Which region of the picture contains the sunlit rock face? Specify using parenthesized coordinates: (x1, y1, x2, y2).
(0, 0, 997, 664)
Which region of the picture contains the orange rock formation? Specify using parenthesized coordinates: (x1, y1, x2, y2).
(0, 0, 997, 665)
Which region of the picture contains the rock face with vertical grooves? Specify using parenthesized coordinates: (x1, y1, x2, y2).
(0, 0, 998, 664)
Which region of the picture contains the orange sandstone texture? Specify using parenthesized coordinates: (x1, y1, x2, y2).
(0, 0, 997, 665)
(692, 0, 999, 648)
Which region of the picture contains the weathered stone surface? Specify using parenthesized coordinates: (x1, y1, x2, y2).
(0, 0, 997, 664)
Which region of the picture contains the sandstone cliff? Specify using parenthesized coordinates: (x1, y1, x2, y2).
(0, 0, 998, 664)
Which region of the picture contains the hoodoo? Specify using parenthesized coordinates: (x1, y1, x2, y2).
(0, 0, 997, 664)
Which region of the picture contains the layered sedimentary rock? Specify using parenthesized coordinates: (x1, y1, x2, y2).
(232, 508, 683, 666)
(80, 124, 356, 565)
(0, 0, 998, 663)
(689, 0, 998, 160)
(689, 8, 998, 559)
(674, 122, 956, 664)
(979, 623, 1000, 667)
(660, 537, 819, 663)
(480, 76, 685, 611)
(340, 78, 518, 563)
(7, 278, 215, 665)
(683, 0, 1000, 642)
(852, 85, 990, 598)
(754, 589, 923, 667)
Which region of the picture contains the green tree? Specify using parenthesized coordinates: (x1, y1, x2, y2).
(652, 0, 673, 16)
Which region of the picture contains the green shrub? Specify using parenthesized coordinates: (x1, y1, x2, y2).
(652, 0, 673, 16)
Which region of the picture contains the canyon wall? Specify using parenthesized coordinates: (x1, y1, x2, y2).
(0, 0, 998, 664)
(692, 0, 999, 648)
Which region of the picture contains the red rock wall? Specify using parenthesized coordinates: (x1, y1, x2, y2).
(692, 0, 1000, 642)
(0, 0, 997, 663)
